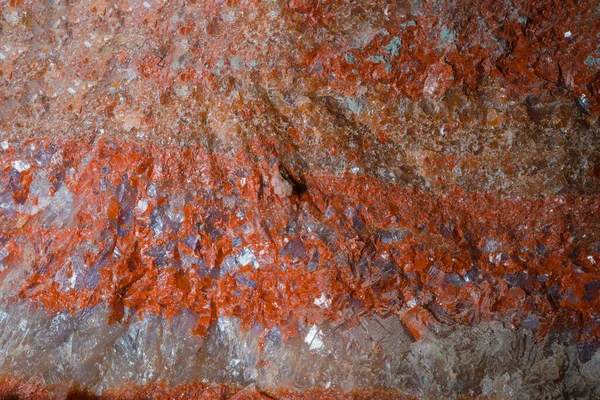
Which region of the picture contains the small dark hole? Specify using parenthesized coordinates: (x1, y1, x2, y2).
(279, 166, 307, 197)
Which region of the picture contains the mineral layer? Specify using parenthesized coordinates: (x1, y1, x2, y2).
(1, 0, 600, 399)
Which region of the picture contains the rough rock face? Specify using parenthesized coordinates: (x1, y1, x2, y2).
(0, 0, 599, 399)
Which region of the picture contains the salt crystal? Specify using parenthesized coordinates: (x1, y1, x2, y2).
(12, 160, 30, 172)
(314, 293, 330, 308)
(304, 325, 324, 350)
(236, 248, 258, 268)
(136, 199, 148, 213)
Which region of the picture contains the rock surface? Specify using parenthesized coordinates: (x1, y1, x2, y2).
(1, 0, 600, 398)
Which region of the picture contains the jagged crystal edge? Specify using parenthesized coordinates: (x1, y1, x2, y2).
(0, 302, 599, 398)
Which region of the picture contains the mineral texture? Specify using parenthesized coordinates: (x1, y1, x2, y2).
(1, 0, 600, 399)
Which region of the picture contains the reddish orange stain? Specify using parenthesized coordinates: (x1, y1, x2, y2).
(0, 137, 596, 343)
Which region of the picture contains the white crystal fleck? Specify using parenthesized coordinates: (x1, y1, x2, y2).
(304, 325, 324, 350)
(68, 271, 77, 289)
(218, 315, 234, 335)
(12, 160, 31, 172)
(1, 141, 8, 150)
(236, 248, 258, 268)
(136, 199, 148, 213)
(314, 293, 330, 308)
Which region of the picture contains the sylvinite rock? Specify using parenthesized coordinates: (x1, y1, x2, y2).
(0, 0, 599, 399)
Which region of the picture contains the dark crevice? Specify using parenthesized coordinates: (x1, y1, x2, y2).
(279, 165, 307, 197)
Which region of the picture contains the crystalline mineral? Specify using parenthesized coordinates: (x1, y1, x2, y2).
(1, 0, 600, 399)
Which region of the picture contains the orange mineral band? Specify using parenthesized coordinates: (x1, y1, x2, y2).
(1, 0, 599, 398)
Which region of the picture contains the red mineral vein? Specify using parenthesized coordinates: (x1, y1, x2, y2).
(0, 374, 416, 400)
(1, 137, 598, 343)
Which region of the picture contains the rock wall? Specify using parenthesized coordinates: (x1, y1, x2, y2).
(1, 0, 599, 398)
